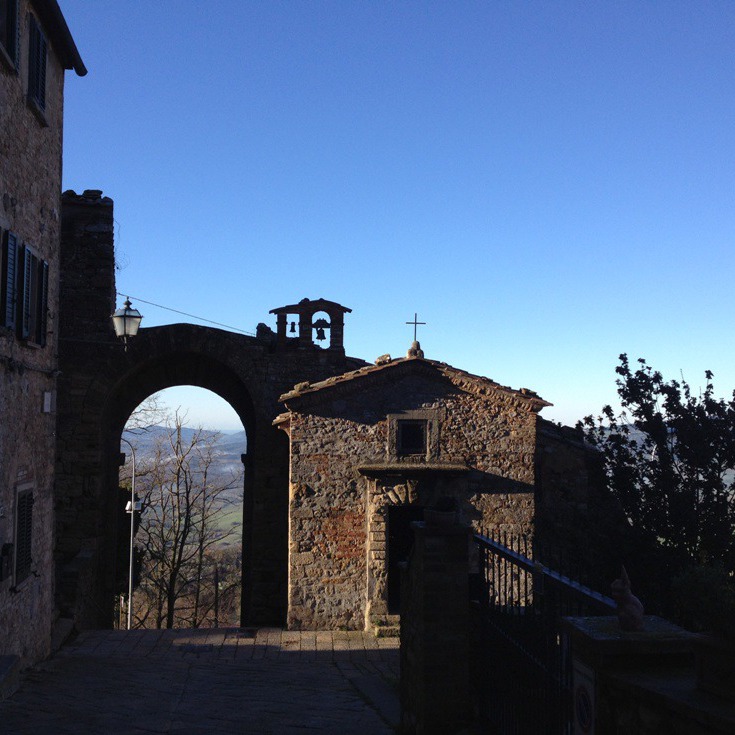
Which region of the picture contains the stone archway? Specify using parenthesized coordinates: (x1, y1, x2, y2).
(104, 350, 258, 630)
(56, 191, 367, 630)
(55, 325, 293, 629)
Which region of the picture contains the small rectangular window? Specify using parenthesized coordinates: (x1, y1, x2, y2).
(397, 420, 427, 456)
(15, 488, 33, 585)
(0, 0, 19, 69)
(28, 14, 47, 111)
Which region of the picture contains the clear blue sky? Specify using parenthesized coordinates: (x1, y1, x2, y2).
(60, 1, 735, 430)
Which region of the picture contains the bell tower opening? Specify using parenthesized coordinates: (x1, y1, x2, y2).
(311, 311, 331, 349)
(269, 298, 351, 353)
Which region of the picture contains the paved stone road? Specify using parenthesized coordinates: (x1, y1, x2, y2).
(0, 628, 400, 734)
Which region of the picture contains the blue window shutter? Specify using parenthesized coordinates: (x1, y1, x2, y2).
(38, 30, 47, 109)
(28, 15, 46, 111)
(19, 244, 32, 339)
(15, 490, 33, 584)
(0, 0, 19, 67)
(28, 16, 37, 94)
(13, 0, 19, 69)
(2, 231, 17, 330)
(37, 259, 48, 346)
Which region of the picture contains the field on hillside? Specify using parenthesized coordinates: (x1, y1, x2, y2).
(121, 426, 245, 548)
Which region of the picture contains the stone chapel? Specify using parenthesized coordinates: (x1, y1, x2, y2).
(274, 340, 597, 631)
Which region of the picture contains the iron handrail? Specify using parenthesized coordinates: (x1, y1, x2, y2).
(473, 532, 616, 614)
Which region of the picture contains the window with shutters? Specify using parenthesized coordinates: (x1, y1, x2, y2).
(0, 0, 19, 71)
(17, 244, 49, 346)
(1, 237, 49, 345)
(27, 13, 47, 114)
(1, 230, 19, 331)
(14, 487, 33, 585)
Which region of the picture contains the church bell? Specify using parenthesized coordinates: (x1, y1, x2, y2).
(313, 317, 330, 342)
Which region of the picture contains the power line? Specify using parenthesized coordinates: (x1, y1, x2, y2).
(116, 292, 256, 336)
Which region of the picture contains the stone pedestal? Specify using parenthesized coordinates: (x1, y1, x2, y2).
(563, 616, 735, 735)
(400, 520, 472, 735)
(695, 635, 735, 701)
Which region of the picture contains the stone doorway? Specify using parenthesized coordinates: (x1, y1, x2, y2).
(386, 504, 425, 613)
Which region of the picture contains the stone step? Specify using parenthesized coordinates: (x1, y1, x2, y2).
(372, 614, 400, 638)
(374, 625, 400, 638)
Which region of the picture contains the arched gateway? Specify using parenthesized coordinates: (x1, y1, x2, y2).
(56, 191, 366, 628)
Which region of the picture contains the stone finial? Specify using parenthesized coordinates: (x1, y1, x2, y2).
(611, 566, 645, 631)
(256, 322, 274, 339)
(407, 340, 424, 358)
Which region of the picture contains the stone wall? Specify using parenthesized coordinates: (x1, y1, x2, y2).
(0, 0, 68, 666)
(282, 361, 541, 630)
(536, 419, 630, 586)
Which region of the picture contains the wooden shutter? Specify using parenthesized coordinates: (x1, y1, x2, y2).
(13, 0, 18, 69)
(0, 0, 18, 67)
(28, 15, 46, 110)
(19, 244, 32, 339)
(15, 489, 33, 584)
(37, 28, 47, 109)
(1, 231, 17, 330)
(36, 259, 48, 346)
(28, 15, 38, 96)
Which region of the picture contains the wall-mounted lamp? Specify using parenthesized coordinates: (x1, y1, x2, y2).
(112, 298, 143, 351)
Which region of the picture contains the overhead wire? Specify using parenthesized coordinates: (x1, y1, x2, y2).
(115, 292, 256, 336)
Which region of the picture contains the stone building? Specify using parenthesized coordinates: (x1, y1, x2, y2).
(0, 0, 85, 666)
(275, 343, 559, 630)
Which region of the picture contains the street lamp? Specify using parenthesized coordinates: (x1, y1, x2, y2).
(112, 297, 143, 351)
(120, 437, 140, 630)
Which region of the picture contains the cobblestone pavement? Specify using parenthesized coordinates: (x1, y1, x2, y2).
(0, 628, 400, 734)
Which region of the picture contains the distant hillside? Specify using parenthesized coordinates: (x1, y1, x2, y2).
(121, 426, 247, 506)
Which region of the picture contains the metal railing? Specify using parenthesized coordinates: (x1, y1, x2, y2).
(472, 531, 616, 734)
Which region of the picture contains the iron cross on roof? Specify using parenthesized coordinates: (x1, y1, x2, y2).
(406, 313, 426, 341)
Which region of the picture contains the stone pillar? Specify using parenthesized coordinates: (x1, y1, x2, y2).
(329, 311, 344, 351)
(562, 616, 735, 734)
(400, 519, 472, 735)
(298, 312, 312, 348)
(275, 313, 287, 343)
(59, 190, 116, 344)
(56, 190, 118, 626)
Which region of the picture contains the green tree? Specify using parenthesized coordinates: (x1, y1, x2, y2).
(580, 355, 735, 575)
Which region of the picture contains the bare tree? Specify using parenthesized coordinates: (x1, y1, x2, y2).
(131, 411, 241, 628)
(125, 392, 167, 434)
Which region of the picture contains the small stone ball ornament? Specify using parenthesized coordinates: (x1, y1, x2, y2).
(611, 566, 645, 632)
